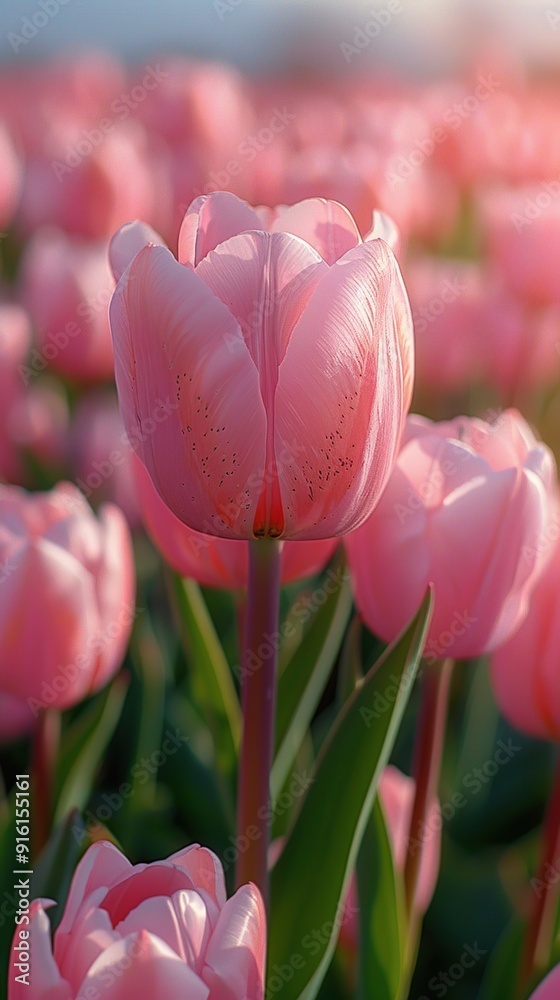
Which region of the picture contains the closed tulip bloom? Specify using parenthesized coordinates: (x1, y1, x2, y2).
(345, 410, 557, 661)
(109, 192, 414, 540)
(134, 454, 337, 588)
(8, 840, 266, 1000)
(0, 304, 32, 481)
(0, 482, 135, 714)
(20, 229, 115, 382)
(490, 524, 560, 740)
(0, 693, 35, 743)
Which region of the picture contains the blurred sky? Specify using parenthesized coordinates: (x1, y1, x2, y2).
(1, 0, 559, 77)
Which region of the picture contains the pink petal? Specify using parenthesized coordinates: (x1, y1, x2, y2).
(56, 893, 119, 994)
(280, 538, 339, 582)
(101, 863, 197, 926)
(110, 244, 267, 538)
(9, 901, 72, 1000)
(78, 930, 210, 1000)
(529, 966, 560, 1000)
(55, 842, 132, 964)
(202, 884, 266, 1000)
(115, 889, 211, 969)
(109, 220, 167, 282)
(196, 231, 327, 537)
(270, 198, 361, 264)
(178, 192, 262, 267)
(275, 240, 414, 538)
(167, 846, 227, 909)
(88, 502, 135, 693)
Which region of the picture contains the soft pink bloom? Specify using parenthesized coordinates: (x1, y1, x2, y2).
(339, 765, 441, 956)
(134, 455, 337, 587)
(0, 693, 35, 743)
(0, 482, 135, 714)
(0, 304, 32, 480)
(490, 522, 560, 740)
(0, 123, 21, 230)
(478, 184, 560, 306)
(70, 392, 140, 528)
(20, 229, 115, 382)
(345, 410, 557, 660)
(479, 293, 560, 398)
(528, 965, 560, 1000)
(406, 257, 486, 392)
(8, 840, 266, 1000)
(7, 379, 69, 473)
(109, 192, 414, 540)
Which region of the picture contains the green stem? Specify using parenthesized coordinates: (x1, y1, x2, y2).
(32, 708, 60, 857)
(235, 539, 281, 907)
(521, 752, 560, 985)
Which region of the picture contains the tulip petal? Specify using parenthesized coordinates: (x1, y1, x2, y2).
(111, 245, 267, 538)
(202, 884, 266, 1000)
(78, 930, 210, 1000)
(89, 503, 136, 692)
(115, 889, 211, 968)
(178, 192, 262, 267)
(275, 240, 414, 538)
(167, 845, 227, 909)
(269, 198, 361, 264)
(109, 221, 167, 282)
(9, 901, 72, 1000)
(56, 893, 120, 994)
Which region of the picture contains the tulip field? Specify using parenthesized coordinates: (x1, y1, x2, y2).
(2, 8, 560, 1000)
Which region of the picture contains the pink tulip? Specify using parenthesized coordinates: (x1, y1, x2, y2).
(0, 304, 32, 481)
(528, 965, 560, 1000)
(0, 122, 21, 230)
(478, 184, 560, 306)
(345, 410, 557, 660)
(490, 523, 560, 740)
(109, 192, 414, 540)
(19, 229, 115, 382)
(8, 840, 266, 1000)
(339, 765, 441, 957)
(134, 454, 337, 587)
(479, 293, 560, 398)
(0, 482, 135, 714)
(0, 694, 35, 743)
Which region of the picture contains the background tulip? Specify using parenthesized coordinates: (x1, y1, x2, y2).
(0, 482, 135, 713)
(345, 410, 557, 660)
(490, 523, 560, 740)
(8, 840, 266, 1000)
(134, 454, 337, 587)
(528, 965, 560, 1000)
(109, 192, 414, 541)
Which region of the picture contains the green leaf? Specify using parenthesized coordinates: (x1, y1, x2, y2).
(477, 919, 525, 1000)
(267, 589, 433, 1000)
(55, 676, 128, 822)
(172, 575, 241, 775)
(271, 566, 353, 799)
(357, 797, 406, 1000)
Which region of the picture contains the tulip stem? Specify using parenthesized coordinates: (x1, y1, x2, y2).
(32, 708, 61, 858)
(236, 538, 282, 907)
(521, 751, 560, 986)
(404, 658, 454, 912)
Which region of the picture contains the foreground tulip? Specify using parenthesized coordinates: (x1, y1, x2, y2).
(0, 482, 135, 713)
(8, 840, 266, 999)
(134, 454, 337, 587)
(109, 192, 414, 540)
(345, 410, 557, 660)
(339, 765, 441, 958)
(490, 524, 560, 740)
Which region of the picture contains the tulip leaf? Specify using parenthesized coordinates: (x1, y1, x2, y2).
(55, 675, 129, 822)
(267, 589, 433, 1000)
(356, 797, 406, 1000)
(172, 575, 241, 775)
(477, 919, 525, 1000)
(271, 565, 353, 799)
